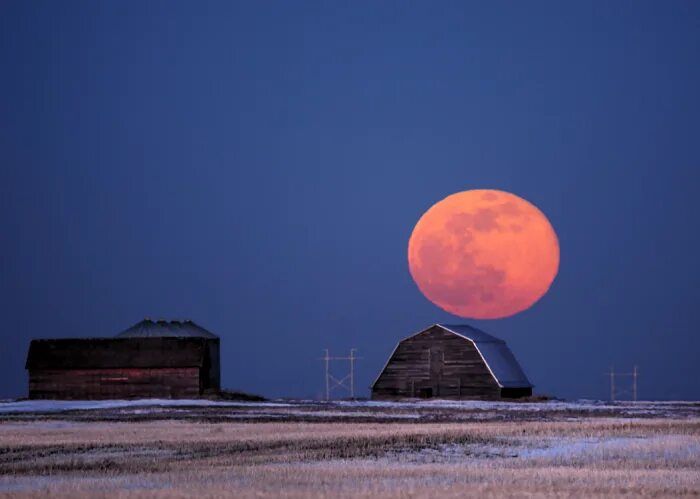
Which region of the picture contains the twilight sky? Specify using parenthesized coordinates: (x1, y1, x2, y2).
(2, 2, 699, 400)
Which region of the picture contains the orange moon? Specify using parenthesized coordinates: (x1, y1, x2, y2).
(408, 189, 559, 319)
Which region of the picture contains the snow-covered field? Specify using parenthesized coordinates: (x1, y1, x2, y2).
(0, 398, 697, 422)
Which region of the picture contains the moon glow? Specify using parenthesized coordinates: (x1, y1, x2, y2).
(408, 190, 559, 319)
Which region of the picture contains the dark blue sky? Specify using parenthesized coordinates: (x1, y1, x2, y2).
(2, 2, 699, 400)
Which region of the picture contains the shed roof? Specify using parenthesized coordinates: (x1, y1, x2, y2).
(25, 337, 209, 370)
(436, 324, 532, 388)
(116, 319, 218, 339)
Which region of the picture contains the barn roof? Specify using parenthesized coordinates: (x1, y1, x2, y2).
(437, 324, 504, 343)
(437, 324, 532, 388)
(25, 337, 210, 370)
(116, 319, 218, 339)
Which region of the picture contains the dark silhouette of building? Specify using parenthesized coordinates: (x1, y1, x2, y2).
(25, 319, 220, 399)
(372, 324, 532, 400)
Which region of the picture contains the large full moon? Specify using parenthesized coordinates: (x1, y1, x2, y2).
(408, 189, 559, 319)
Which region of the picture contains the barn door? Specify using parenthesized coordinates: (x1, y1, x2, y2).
(429, 347, 444, 397)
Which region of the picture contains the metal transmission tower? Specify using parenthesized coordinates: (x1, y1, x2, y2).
(606, 366, 638, 401)
(321, 349, 360, 401)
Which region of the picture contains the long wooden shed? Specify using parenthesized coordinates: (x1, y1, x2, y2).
(25, 319, 220, 399)
(371, 324, 532, 400)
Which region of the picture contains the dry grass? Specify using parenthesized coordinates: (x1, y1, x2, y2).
(0, 418, 698, 497)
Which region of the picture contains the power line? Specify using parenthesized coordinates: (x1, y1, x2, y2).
(320, 349, 360, 401)
(606, 365, 638, 401)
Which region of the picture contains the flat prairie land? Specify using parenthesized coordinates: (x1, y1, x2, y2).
(0, 399, 698, 498)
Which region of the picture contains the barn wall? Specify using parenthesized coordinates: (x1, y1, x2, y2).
(372, 326, 501, 400)
(28, 367, 201, 399)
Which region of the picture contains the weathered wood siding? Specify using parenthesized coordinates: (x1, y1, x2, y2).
(25, 338, 208, 369)
(25, 337, 221, 399)
(28, 367, 201, 399)
(203, 339, 221, 392)
(372, 326, 501, 400)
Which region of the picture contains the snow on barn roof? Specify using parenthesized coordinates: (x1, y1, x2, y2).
(437, 324, 532, 388)
(116, 319, 218, 339)
(437, 324, 504, 343)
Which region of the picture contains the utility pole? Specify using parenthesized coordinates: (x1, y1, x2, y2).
(610, 367, 615, 402)
(321, 349, 360, 401)
(349, 348, 356, 399)
(633, 365, 638, 402)
(324, 349, 330, 401)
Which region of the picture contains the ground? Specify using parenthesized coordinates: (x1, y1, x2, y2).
(0, 399, 698, 498)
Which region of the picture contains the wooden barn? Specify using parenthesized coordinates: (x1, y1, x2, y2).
(25, 319, 220, 399)
(372, 324, 532, 400)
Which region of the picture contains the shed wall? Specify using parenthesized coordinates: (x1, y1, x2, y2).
(28, 367, 201, 399)
(25, 337, 208, 369)
(203, 339, 221, 392)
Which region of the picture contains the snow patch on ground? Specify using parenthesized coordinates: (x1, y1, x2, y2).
(0, 399, 291, 413)
(518, 435, 700, 462)
(345, 435, 700, 466)
(333, 399, 700, 417)
(281, 410, 421, 419)
(0, 398, 697, 419)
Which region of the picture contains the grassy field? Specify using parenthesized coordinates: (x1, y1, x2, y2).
(0, 401, 698, 497)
